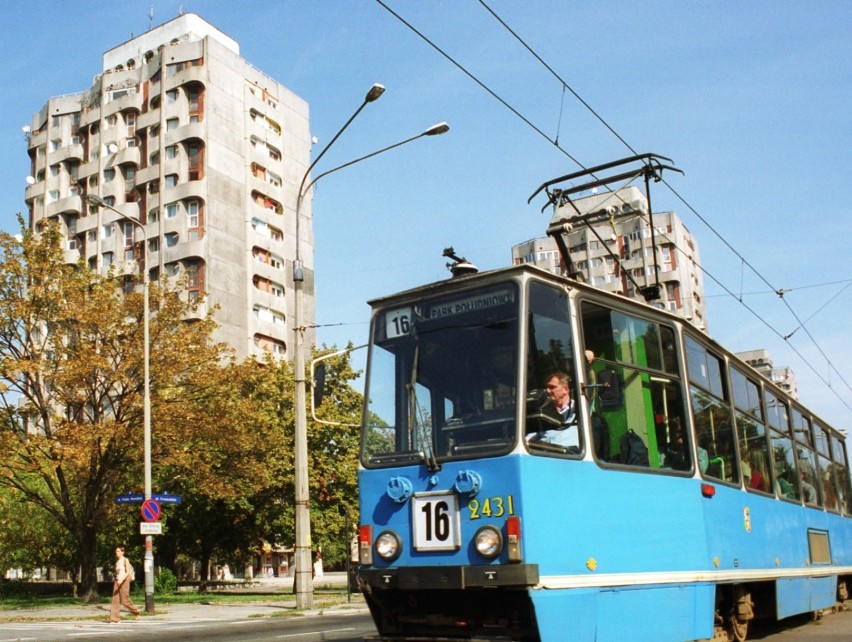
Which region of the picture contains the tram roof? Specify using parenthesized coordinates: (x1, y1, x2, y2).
(366, 263, 848, 439)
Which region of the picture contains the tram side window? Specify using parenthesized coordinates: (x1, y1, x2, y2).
(765, 390, 800, 501)
(686, 336, 738, 484)
(792, 410, 820, 507)
(525, 282, 581, 457)
(731, 367, 771, 493)
(830, 434, 851, 515)
(815, 423, 840, 512)
(580, 302, 688, 472)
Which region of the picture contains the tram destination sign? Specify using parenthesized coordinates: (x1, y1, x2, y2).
(426, 288, 515, 320)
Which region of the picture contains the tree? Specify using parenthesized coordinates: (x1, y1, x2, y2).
(304, 346, 363, 568)
(152, 356, 291, 590)
(0, 220, 229, 601)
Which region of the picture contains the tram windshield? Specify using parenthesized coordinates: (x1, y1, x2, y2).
(363, 282, 520, 467)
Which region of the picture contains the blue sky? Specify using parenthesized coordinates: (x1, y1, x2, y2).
(1, 1, 850, 430)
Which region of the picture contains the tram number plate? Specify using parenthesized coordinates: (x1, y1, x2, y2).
(412, 492, 461, 552)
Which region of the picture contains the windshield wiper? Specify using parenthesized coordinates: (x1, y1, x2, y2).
(407, 339, 440, 472)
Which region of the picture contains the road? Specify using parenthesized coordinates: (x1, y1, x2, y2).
(0, 611, 375, 642)
(0, 608, 849, 641)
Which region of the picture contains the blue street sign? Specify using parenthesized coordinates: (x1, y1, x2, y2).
(152, 493, 182, 505)
(115, 493, 145, 504)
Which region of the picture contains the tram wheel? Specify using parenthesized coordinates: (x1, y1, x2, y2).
(729, 614, 748, 642)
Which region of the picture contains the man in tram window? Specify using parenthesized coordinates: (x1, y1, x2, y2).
(527, 371, 579, 452)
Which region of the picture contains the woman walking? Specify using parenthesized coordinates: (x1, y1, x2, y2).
(109, 545, 141, 622)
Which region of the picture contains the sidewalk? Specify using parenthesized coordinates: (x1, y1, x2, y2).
(0, 573, 367, 623)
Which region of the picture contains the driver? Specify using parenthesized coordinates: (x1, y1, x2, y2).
(527, 371, 579, 450)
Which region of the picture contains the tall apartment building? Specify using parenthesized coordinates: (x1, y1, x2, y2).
(736, 349, 799, 400)
(512, 186, 707, 331)
(23, 13, 313, 360)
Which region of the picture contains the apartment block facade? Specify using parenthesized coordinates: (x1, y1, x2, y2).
(512, 186, 707, 331)
(736, 349, 799, 400)
(23, 14, 313, 359)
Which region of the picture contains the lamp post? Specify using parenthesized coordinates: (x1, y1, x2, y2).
(86, 193, 154, 613)
(291, 85, 448, 609)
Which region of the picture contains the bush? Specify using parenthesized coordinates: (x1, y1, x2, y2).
(154, 568, 177, 595)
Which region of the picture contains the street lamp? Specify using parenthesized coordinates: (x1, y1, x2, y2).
(86, 193, 155, 613)
(291, 83, 383, 610)
(291, 85, 448, 609)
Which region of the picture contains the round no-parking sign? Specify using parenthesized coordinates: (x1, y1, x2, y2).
(141, 498, 161, 523)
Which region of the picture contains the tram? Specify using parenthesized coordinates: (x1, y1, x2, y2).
(354, 156, 852, 641)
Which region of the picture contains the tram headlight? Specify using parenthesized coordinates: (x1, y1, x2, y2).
(474, 525, 503, 559)
(375, 530, 402, 562)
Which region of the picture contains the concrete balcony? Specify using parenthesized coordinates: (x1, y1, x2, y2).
(163, 64, 205, 92)
(101, 90, 143, 117)
(24, 181, 46, 201)
(165, 180, 205, 203)
(164, 121, 205, 146)
(49, 144, 85, 165)
(113, 146, 141, 167)
(137, 110, 160, 130)
(136, 164, 160, 186)
(252, 259, 286, 284)
(46, 194, 82, 217)
(251, 289, 286, 312)
(63, 247, 82, 264)
(27, 129, 47, 149)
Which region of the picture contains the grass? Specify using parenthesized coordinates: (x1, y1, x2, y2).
(0, 586, 361, 612)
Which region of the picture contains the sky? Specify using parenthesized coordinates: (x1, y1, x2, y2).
(1, 1, 850, 430)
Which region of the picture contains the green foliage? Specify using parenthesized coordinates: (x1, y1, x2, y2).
(0, 218, 368, 591)
(155, 567, 178, 594)
(0, 219, 230, 599)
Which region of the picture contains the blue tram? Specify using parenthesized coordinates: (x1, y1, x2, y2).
(355, 164, 851, 642)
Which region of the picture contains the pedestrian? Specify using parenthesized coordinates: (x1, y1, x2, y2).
(109, 545, 141, 623)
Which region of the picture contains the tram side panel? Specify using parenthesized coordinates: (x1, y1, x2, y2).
(519, 457, 716, 641)
(701, 483, 851, 620)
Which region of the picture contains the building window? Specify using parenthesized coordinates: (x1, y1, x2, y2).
(166, 118, 179, 131)
(166, 203, 178, 218)
(187, 200, 200, 227)
(126, 113, 136, 136)
(166, 89, 178, 104)
(124, 167, 136, 192)
(166, 145, 178, 159)
(185, 259, 203, 301)
(165, 233, 179, 247)
(187, 142, 203, 180)
(165, 174, 178, 188)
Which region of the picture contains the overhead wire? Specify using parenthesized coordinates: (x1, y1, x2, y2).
(474, 0, 852, 407)
(373, 0, 852, 414)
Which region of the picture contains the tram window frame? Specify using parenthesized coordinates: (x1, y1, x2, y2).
(730, 367, 772, 495)
(830, 435, 851, 515)
(524, 281, 582, 459)
(685, 336, 739, 486)
(764, 388, 801, 503)
(815, 422, 840, 513)
(791, 409, 820, 507)
(764, 389, 789, 434)
(579, 300, 689, 474)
